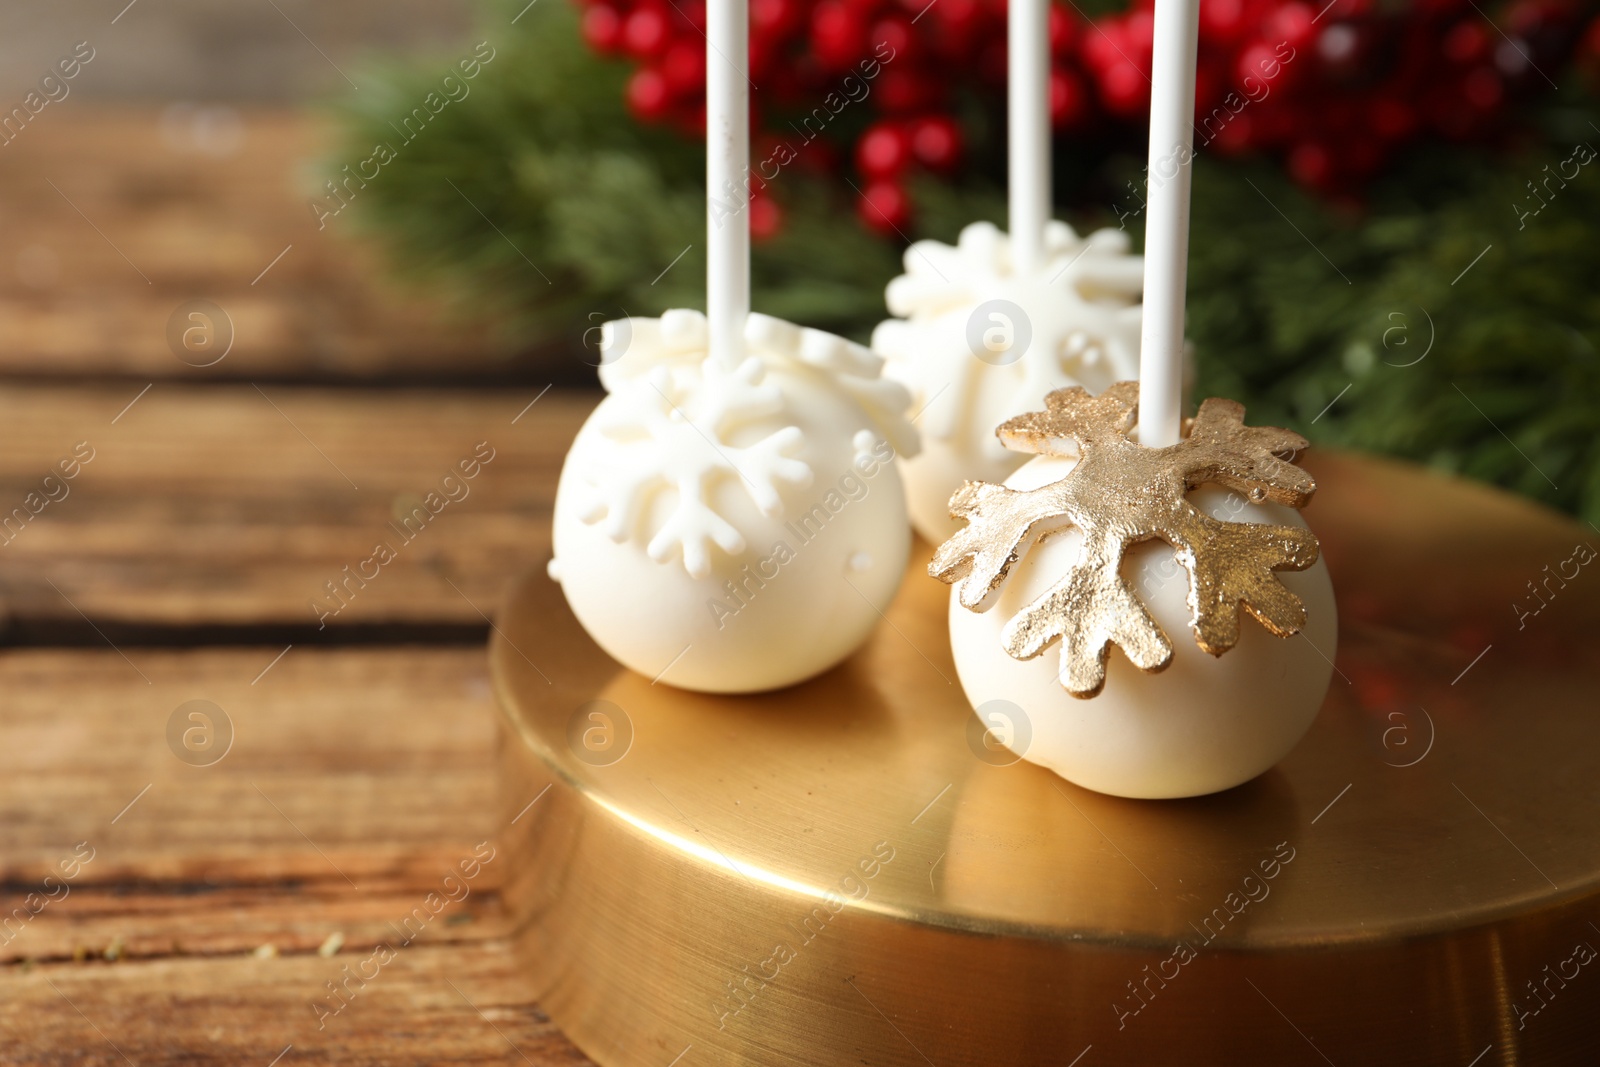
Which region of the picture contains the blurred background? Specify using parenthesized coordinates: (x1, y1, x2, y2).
(0, 1, 474, 100)
(1, 0, 1594, 509)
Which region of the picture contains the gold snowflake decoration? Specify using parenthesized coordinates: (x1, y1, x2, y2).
(929, 382, 1321, 698)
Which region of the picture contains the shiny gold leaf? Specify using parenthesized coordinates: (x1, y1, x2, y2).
(930, 383, 1321, 698)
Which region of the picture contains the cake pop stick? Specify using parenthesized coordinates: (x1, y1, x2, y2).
(1008, 0, 1050, 277)
(1137, 0, 1201, 447)
(706, 0, 750, 371)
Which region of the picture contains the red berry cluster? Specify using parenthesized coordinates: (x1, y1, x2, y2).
(576, 0, 1592, 234)
(1102, 0, 1592, 193)
(579, 0, 1018, 235)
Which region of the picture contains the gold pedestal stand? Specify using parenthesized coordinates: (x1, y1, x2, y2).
(494, 453, 1600, 1067)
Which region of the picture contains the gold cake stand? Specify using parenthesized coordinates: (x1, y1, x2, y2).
(494, 452, 1600, 1067)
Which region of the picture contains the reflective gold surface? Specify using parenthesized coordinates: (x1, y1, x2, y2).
(495, 452, 1600, 1066)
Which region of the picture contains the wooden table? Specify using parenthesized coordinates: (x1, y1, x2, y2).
(0, 109, 596, 1065)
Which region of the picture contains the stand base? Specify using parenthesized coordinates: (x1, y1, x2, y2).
(494, 453, 1600, 1066)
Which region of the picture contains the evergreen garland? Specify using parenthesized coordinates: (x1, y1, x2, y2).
(334, 0, 1600, 523)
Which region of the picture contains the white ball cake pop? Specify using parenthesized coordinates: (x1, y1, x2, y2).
(930, 384, 1336, 799)
(550, 309, 920, 693)
(872, 220, 1146, 542)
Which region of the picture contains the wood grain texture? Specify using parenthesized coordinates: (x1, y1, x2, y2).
(0, 104, 601, 1064)
(0, 647, 592, 1065)
(0, 945, 592, 1067)
(0, 109, 534, 382)
(0, 385, 592, 632)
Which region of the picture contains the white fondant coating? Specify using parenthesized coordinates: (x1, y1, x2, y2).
(552, 310, 918, 693)
(873, 221, 1148, 542)
(947, 454, 1337, 799)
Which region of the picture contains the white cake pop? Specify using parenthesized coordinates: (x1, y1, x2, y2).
(931, 385, 1336, 799)
(550, 309, 919, 693)
(872, 220, 1147, 542)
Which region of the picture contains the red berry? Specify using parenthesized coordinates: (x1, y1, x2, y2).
(1099, 59, 1149, 116)
(857, 180, 911, 234)
(909, 114, 962, 170)
(1049, 7, 1079, 55)
(751, 0, 796, 37)
(1462, 65, 1503, 109)
(1370, 98, 1416, 141)
(661, 40, 706, 93)
(1287, 141, 1333, 189)
(1081, 21, 1126, 72)
(877, 67, 939, 111)
(1507, 0, 1572, 38)
(622, 6, 672, 57)
(857, 122, 913, 178)
(1049, 67, 1088, 128)
(870, 16, 916, 62)
(626, 67, 673, 121)
(1200, 0, 1247, 41)
(811, 1, 866, 68)
(581, 4, 625, 52)
(932, 0, 984, 42)
(1265, 2, 1316, 51)
(1236, 41, 1291, 90)
(750, 194, 783, 240)
(1123, 11, 1155, 58)
(1443, 19, 1491, 63)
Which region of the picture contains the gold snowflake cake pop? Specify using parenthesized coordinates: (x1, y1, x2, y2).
(933, 383, 1337, 798)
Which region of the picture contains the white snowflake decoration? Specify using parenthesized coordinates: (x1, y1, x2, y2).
(574, 309, 917, 579)
(871, 220, 1146, 455)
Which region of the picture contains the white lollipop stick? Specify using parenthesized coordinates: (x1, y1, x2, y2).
(1008, 0, 1050, 277)
(707, 0, 750, 370)
(1137, 0, 1201, 448)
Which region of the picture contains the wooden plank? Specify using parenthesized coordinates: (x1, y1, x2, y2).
(0, 645, 592, 1064)
(0, 385, 592, 631)
(0, 880, 507, 966)
(0, 944, 592, 1067)
(0, 647, 503, 879)
(0, 108, 528, 382)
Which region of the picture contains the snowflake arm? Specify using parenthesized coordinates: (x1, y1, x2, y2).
(723, 424, 812, 517)
(930, 479, 1075, 610)
(645, 476, 747, 580)
(1167, 506, 1320, 655)
(1177, 397, 1314, 507)
(577, 457, 656, 542)
(994, 382, 1140, 457)
(1002, 527, 1173, 697)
